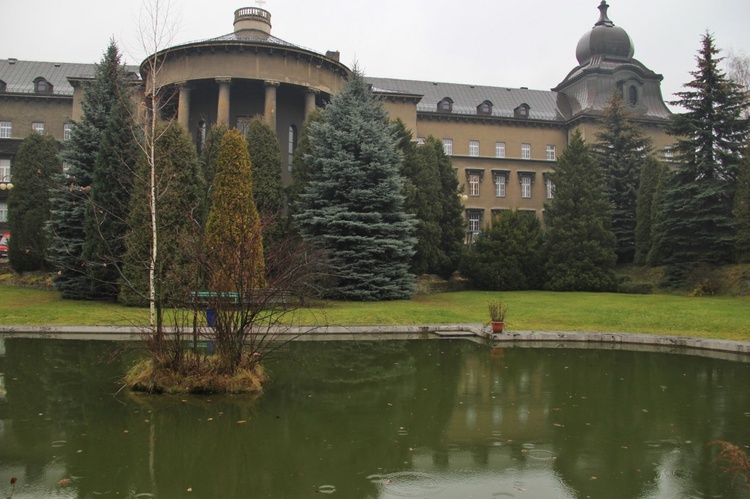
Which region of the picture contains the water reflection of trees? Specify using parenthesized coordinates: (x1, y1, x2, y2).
(1, 339, 749, 497)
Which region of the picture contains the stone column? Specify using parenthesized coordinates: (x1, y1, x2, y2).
(216, 77, 232, 127)
(305, 88, 319, 118)
(177, 82, 191, 130)
(264, 80, 280, 131)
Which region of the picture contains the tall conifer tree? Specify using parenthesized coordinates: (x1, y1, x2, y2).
(543, 130, 617, 291)
(428, 136, 465, 279)
(8, 134, 60, 272)
(297, 72, 416, 300)
(733, 148, 750, 262)
(653, 33, 749, 286)
(120, 123, 203, 306)
(634, 155, 668, 265)
(246, 116, 284, 217)
(47, 41, 130, 298)
(594, 92, 652, 263)
(393, 121, 442, 276)
(83, 78, 138, 300)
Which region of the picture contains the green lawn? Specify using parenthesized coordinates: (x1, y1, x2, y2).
(1, 285, 749, 342)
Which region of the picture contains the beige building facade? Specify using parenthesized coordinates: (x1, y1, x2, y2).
(0, 2, 674, 234)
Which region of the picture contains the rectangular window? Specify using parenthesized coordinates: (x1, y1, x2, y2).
(416, 137, 425, 145)
(521, 176, 532, 198)
(546, 178, 554, 199)
(0, 202, 7, 223)
(443, 139, 453, 155)
(32, 122, 45, 134)
(469, 140, 479, 157)
(495, 142, 505, 158)
(0, 122, 11, 139)
(664, 146, 674, 162)
(63, 123, 72, 141)
(0, 159, 10, 182)
(468, 174, 480, 197)
(521, 143, 531, 160)
(546, 145, 556, 161)
(468, 212, 481, 233)
(494, 175, 506, 198)
(236, 117, 251, 136)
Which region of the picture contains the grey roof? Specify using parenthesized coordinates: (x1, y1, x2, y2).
(174, 29, 319, 56)
(366, 77, 564, 122)
(0, 59, 138, 96)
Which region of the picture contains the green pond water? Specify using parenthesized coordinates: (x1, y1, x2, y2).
(0, 337, 749, 498)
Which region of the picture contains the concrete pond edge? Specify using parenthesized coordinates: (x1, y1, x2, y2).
(1, 324, 749, 360)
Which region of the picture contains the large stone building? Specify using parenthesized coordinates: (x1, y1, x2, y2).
(0, 1, 674, 235)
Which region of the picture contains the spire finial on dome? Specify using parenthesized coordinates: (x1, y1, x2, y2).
(595, 1, 615, 27)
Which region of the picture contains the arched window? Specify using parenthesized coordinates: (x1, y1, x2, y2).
(288, 124, 297, 171)
(34, 77, 52, 94)
(628, 85, 638, 106)
(477, 101, 493, 116)
(514, 103, 530, 118)
(438, 98, 453, 113)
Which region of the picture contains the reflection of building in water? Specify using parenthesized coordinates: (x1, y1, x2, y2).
(443, 351, 552, 446)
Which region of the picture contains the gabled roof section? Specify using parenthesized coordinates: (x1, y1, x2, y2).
(366, 77, 564, 122)
(0, 59, 139, 96)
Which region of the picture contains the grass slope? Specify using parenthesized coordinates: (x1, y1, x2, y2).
(1, 286, 749, 342)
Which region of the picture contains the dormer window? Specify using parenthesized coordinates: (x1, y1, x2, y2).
(438, 97, 453, 113)
(620, 80, 641, 107)
(34, 77, 53, 94)
(514, 103, 530, 118)
(477, 100, 493, 116)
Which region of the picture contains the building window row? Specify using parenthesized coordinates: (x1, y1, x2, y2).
(470, 169, 555, 199)
(0, 121, 77, 140)
(443, 140, 557, 160)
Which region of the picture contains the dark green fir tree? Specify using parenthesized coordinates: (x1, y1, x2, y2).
(634, 155, 668, 265)
(653, 33, 749, 286)
(8, 133, 61, 272)
(47, 41, 131, 298)
(119, 122, 204, 306)
(594, 91, 652, 263)
(393, 120, 442, 276)
(246, 116, 285, 251)
(733, 146, 750, 262)
(543, 130, 617, 291)
(82, 82, 139, 300)
(288, 108, 323, 220)
(246, 116, 284, 217)
(460, 210, 544, 290)
(296, 71, 416, 300)
(423, 136, 465, 279)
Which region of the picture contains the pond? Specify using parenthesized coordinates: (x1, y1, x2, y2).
(0, 337, 749, 498)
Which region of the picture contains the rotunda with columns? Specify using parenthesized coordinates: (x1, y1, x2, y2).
(140, 6, 350, 182)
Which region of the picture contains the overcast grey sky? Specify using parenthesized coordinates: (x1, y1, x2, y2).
(3, 0, 749, 107)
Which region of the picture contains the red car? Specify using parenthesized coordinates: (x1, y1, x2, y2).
(0, 232, 9, 257)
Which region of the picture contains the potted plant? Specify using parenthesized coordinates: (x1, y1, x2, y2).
(488, 300, 508, 333)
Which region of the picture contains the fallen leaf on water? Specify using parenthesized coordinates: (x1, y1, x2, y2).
(187, 487, 193, 492)
(237, 420, 247, 424)
(58, 478, 72, 486)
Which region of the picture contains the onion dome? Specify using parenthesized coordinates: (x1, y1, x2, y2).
(575, 1, 634, 64)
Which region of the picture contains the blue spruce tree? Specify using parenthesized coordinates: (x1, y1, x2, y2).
(297, 72, 416, 300)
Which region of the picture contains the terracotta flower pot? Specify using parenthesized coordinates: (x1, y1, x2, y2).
(491, 321, 504, 333)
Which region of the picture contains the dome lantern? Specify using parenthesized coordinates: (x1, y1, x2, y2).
(575, 1, 634, 65)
